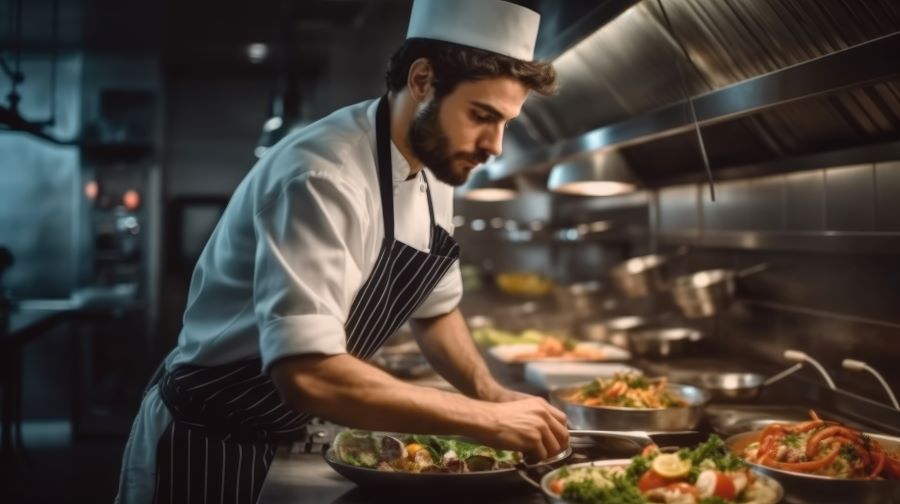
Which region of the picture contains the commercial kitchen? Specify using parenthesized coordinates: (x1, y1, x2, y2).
(1, 0, 899, 503)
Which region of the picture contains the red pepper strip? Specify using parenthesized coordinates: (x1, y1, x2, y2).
(869, 450, 886, 479)
(767, 443, 841, 473)
(786, 419, 824, 434)
(806, 426, 862, 458)
(885, 457, 900, 480)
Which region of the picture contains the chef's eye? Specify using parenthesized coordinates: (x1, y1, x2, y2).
(471, 111, 493, 123)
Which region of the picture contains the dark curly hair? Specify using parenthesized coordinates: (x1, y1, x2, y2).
(385, 38, 557, 98)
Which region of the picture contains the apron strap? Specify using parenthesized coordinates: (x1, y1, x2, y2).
(374, 94, 438, 248)
(375, 95, 395, 239)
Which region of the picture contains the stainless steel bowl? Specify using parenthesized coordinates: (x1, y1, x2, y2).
(628, 326, 703, 358)
(726, 430, 900, 504)
(550, 381, 709, 431)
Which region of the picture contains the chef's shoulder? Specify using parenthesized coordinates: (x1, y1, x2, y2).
(248, 100, 376, 202)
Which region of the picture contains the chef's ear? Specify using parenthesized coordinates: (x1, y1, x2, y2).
(407, 58, 434, 103)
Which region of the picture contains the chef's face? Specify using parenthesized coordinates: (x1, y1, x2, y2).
(409, 77, 528, 186)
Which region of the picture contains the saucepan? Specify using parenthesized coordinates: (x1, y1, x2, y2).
(683, 363, 803, 402)
(576, 315, 648, 348)
(670, 263, 768, 318)
(609, 254, 670, 299)
(627, 326, 703, 358)
(609, 247, 690, 299)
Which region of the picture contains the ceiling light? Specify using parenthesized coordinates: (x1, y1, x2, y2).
(548, 150, 637, 196)
(456, 168, 517, 201)
(246, 43, 269, 64)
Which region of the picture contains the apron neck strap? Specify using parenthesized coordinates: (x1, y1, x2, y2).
(375, 95, 395, 239)
(375, 94, 437, 247)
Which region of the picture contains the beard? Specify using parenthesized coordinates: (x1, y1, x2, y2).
(408, 97, 490, 186)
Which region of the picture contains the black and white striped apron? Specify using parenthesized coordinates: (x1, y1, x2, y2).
(151, 95, 460, 504)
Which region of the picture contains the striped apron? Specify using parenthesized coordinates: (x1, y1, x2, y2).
(150, 95, 460, 503)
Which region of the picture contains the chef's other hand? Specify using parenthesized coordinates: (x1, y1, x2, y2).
(480, 396, 568, 462)
(482, 385, 535, 403)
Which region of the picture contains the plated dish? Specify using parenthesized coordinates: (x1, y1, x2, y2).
(488, 340, 631, 364)
(331, 429, 522, 473)
(543, 436, 782, 503)
(561, 373, 688, 409)
(737, 410, 900, 480)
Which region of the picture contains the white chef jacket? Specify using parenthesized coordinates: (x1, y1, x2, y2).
(168, 98, 462, 373)
(116, 98, 462, 504)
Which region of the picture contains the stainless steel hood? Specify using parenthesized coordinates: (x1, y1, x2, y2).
(496, 0, 900, 187)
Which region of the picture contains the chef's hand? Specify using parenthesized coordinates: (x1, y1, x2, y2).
(479, 384, 536, 403)
(480, 396, 569, 463)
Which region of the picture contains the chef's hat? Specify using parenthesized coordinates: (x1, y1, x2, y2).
(406, 0, 541, 61)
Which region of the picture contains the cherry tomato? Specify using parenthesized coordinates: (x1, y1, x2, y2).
(638, 469, 672, 493)
(696, 470, 737, 500)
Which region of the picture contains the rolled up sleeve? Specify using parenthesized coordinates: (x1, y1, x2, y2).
(411, 259, 462, 319)
(253, 171, 368, 372)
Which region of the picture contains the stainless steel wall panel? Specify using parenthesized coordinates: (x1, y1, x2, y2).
(824, 164, 876, 231)
(658, 183, 699, 232)
(785, 170, 825, 231)
(745, 175, 784, 231)
(875, 161, 900, 231)
(702, 179, 754, 230)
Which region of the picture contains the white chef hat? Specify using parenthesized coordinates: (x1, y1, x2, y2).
(406, 0, 541, 62)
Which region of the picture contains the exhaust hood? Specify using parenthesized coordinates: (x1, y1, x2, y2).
(490, 0, 900, 187)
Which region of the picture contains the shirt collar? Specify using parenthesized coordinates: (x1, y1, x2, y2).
(366, 97, 419, 186)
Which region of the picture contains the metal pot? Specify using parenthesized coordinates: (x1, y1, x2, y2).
(549, 381, 709, 431)
(628, 326, 703, 358)
(670, 263, 767, 318)
(725, 430, 900, 504)
(577, 315, 647, 347)
(609, 254, 669, 298)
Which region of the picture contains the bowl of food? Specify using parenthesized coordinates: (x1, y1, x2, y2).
(542, 436, 783, 503)
(550, 373, 709, 431)
(325, 429, 571, 492)
(726, 410, 900, 503)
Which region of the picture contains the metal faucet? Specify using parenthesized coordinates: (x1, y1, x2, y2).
(842, 359, 900, 411)
(783, 349, 837, 390)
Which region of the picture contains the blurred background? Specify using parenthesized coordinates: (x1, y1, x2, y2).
(2, 0, 900, 502)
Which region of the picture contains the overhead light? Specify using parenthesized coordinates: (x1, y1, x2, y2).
(246, 43, 269, 64)
(456, 168, 517, 201)
(548, 150, 637, 196)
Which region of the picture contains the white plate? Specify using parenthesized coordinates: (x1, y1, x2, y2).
(487, 342, 631, 364)
(524, 362, 641, 392)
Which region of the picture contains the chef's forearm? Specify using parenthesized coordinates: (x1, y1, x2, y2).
(409, 308, 503, 400)
(269, 352, 494, 437)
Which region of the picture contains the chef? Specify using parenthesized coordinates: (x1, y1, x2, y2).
(116, 0, 567, 502)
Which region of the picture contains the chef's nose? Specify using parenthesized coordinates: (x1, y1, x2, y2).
(478, 124, 504, 157)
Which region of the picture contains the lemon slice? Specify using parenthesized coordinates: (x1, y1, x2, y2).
(651, 453, 692, 479)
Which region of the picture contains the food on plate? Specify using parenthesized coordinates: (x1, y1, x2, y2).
(511, 336, 605, 362)
(495, 272, 555, 297)
(740, 410, 900, 480)
(547, 436, 780, 503)
(562, 373, 688, 409)
(332, 430, 522, 473)
(471, 326, 548, 347)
